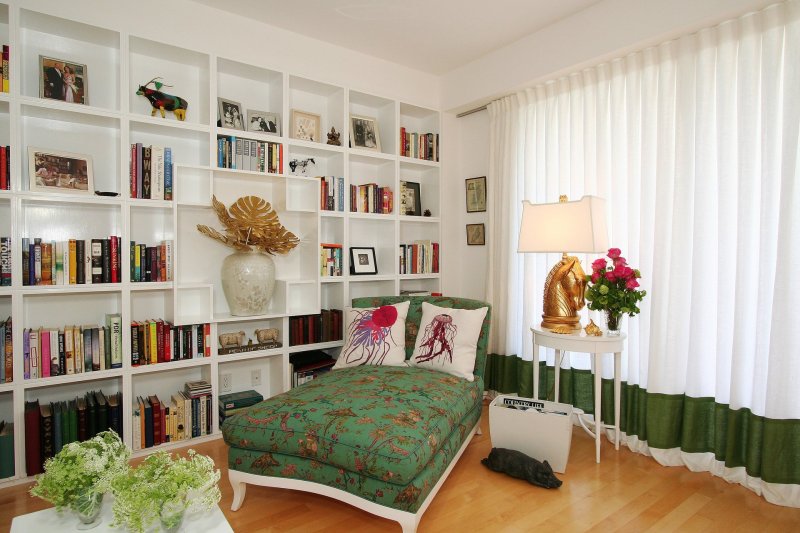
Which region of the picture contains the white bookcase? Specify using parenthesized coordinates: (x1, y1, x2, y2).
(0, 2, 442, 486)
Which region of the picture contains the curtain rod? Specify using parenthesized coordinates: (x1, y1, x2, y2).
(456, 105, 487, 118)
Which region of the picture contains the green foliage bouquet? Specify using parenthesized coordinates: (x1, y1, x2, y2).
(585, 248, 647, 326)
(29, 430, 130, 514)
(111, 449, 221, 533)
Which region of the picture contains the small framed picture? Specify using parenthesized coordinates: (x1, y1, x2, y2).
(247, 110, 280, 135)
(349, 247, 378, 275)
(349, 114, 381, 152)
(218, 98, 245, 130)
(29, 147, 94, 194)
(465, 176, 487, 213)
(400, 181, 422, 216)
(466, 223, 485, 246)
(39, 56, 88, 105)
(291, 109, 321, 142)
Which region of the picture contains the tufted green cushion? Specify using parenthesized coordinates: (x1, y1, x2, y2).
(351, 296, 491, 381)
(222, 365, 483, 485)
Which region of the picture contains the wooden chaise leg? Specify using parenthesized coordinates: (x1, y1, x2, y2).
(397, 513, 419, 533)
(229, 471, 248, 511)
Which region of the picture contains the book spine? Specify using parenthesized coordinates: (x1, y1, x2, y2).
(75, 240, 85, 284)
(142, 146, 152, 199)
(24, 401, 42, 475)
(100, 239, 110, 284)
(130, 143, 137, 198)
(68, 239, 77, 284)
(0, 237, 10, 286)
(91, 239, 103, 283)
(110, 236, 119, 283)
(164, 147, 173, 201)
(64, 327, 74, 375)
(136, 143, 143, 199)
(21, 238, 29, 286)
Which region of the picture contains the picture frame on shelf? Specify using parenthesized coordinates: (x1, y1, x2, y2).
(39, 56, 87, 105)
(218, 97, 245, 130)
(466, 223, 486, 246)
(28, 147, 94, 194)
(400, 181, 422, 216)
(247, 110, 280, 135)
(290, 109, 321, 142)
(349, 247, 378, 275)
(465, 176, 487, 213)
(349, 114, 381, 151)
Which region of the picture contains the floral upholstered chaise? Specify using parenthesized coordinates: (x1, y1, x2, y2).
(222, 296, 491, 533)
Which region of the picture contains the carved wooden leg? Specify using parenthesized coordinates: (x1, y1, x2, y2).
(398, 514, 418, 533)
(230, 477, 247, 511)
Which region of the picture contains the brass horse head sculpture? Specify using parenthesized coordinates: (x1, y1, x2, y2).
(541, 254, 586, 331)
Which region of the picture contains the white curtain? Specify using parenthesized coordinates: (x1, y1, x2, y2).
(486, 1, 800, 506)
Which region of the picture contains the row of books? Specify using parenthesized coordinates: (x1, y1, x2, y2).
(218, 389, 263, 425)
(289, 309, 343, 347)
(399, 241, 440, 274)
(217, 136, 283, 174)
(350, 183, 393, 214)
(130, 144, 173, 200)
(22, 237, 122, 286)
(24, 391, 123, 476)
(400, 128, 439, 162)
(319, 175, 345, 211)
(0, 45, 8, 93)
(320, 243, 343, 277)
(132, 380, 213, 451)
(289, 350, 335, 388)
(130, 240, 174, 283)
(0, 420, 12, 479)
(0, 317, 9, 384)
(0, 146, 11, 190)
(131, 321, 211, 366)
(24, 316, 123, 380)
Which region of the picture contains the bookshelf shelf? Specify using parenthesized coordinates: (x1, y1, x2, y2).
(0, 2, 442, 486)
(130, 432, 220, 459)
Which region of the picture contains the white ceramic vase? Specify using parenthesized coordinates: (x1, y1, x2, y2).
(220, 251, 275, 316)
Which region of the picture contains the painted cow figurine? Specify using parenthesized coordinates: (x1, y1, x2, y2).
(136, 77, 188, 121)
(255, 328, 279, 343)
(219, 331, 246, 348)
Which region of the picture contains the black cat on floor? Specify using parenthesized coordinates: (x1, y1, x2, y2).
(481, 447, 562, 489)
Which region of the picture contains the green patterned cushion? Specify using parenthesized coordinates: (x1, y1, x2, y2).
(222, 365, 483, 485)
(352, 296, 492, 381)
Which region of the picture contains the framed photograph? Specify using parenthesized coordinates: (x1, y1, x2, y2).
(349, 114, 381, 151)
(218, 98, 245, 130)
(466, 223, 485, 246)
(349, 247, 378, 275)
(29, 147, 93, 194)
(400, 181, 422, 216)
(247, 110, 280, 135)
(291, 109, 321, 142)
(39, 56, 88, 105)
(465, 176, 487, 213)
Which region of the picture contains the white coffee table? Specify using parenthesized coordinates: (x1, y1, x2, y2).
(11, 498, 233, 532)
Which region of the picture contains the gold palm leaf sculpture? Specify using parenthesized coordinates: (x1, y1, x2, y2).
(197, 195, 299, 255)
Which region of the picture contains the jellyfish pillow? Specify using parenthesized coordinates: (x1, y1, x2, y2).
(409, 302, 489, 381)
(333, 301, 410, 369)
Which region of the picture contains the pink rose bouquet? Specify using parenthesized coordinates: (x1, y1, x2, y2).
(585, 248, 647, 318)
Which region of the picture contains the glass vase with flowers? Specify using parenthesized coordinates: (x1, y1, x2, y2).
(585, 248, 647, 336)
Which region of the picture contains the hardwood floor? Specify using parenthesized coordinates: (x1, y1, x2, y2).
(2, 404, 798, 532)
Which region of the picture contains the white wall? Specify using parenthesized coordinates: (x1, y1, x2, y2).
(20, 0, 441, 109)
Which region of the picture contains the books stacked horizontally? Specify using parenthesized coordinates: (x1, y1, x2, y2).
(129, 143, 173, 200)
(24, 391, 123, 476)
(289, 309, 343, 346)
(289, 350, 336, 388)
(130, 240, 173, 282)
(132, 379, 212, 452)
(218, 389, 263, 425)
(320, 243, 343, 277)
(399, 240, 440, 274)
(350, 183, 393, 214)
(24, 315, 123, 380)
(399, 128, 439, 162)
(21, 237, 122, 286)
(130, 321, 210, 366)
(0, 317, 10, 384)
(0, 420, 13, 479)
(319, 176, 344, 211)
(217, 136, 282, 174)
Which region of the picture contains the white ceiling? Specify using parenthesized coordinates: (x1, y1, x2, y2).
(189, 0, 602, 75)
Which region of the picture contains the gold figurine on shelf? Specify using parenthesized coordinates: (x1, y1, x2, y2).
(584, 319, 602, 336)
(550, 324, 574, 335)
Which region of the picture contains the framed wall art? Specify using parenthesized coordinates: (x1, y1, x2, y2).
(247, 110, 280, 135)
(466, 223, 485, 246)
(465, 176, 487, 213)
(349, 247, 378, 275)
(218, 97, 245, 130)
(291, 109, 321, 142)
(39, 56, 88, 105)
(400, 181, 422, 216)
(29, 147, 94, 194)
(349, 114, 381, 151)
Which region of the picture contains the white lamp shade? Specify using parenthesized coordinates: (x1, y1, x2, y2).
(517, 195, 609, 253)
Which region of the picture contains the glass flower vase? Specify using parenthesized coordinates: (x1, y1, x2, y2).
(605, 310, 622, 337)
(159, 499, 187, 533)
(72, 490, 104, 529)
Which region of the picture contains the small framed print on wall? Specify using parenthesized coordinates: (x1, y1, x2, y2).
(349, 247, 378, 275)
(465, 176, 487, 213)
(466, 223, 485, 246)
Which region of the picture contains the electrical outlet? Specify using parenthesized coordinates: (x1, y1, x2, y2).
(221, 373, 232, 392)
(251, 369, 261, 387)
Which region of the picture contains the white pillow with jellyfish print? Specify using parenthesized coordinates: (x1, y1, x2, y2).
(333, 301, 410, 369)
(409, 302, 489, 381)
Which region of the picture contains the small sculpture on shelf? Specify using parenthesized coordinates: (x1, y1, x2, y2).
(136, 77, 189, 121)
(219, 331, 246, 348)
(423, 209, 432, 217)
(326, 126, 341, 146)
(255, 328, 280, 343)
(584, 319, 602, 337)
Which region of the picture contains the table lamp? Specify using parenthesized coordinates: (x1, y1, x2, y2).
(517, 195, 609, 333)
